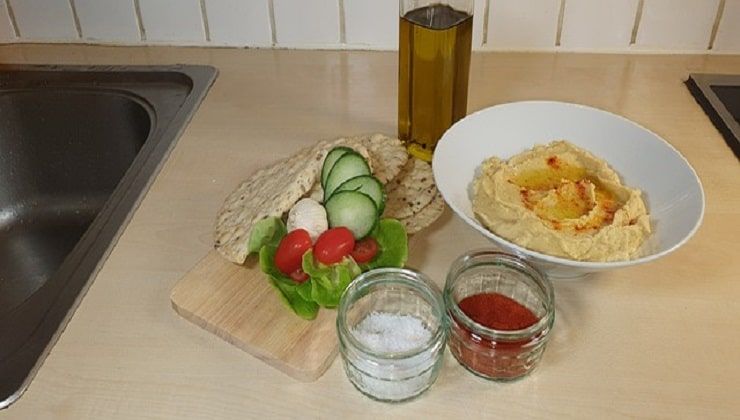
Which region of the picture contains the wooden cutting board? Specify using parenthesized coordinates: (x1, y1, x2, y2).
(170, 250, 339, 382)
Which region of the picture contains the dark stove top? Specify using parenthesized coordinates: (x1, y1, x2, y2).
(686, 74, 740, 158)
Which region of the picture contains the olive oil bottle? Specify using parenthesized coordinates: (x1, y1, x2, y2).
(398, 3, 473, 162)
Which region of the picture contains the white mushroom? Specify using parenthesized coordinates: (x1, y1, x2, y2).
(287, 198, 328, 242)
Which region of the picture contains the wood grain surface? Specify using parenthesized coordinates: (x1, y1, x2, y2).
(170, 251, 338, 382)
(0, 45, 738, 419)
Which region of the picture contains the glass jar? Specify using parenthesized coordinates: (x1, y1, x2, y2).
(337, 268, 446, 402)
(444, 250, 555, 381)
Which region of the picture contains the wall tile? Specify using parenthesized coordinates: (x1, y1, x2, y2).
(487, 0, 560, 49)
(560, 0, 638, 49)
(9, 0, 77, 40)
(713, 0, 740, 52)
(0, 0, 15, 42)
(75, 0, 139, 42)
(635, 0, 720, 50)
(139, 0, 205, 43)
(273, 0, 339, 46)
(472, 0, 485, 48)
(345, 0, 397, 48)
(205, 0, 271, 46)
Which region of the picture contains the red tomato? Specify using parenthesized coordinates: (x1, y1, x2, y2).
(289, 269, 309, 284)
(351, 237, 379, 264)
(274, 229, 312, 275)
(314, 227, 355, 265)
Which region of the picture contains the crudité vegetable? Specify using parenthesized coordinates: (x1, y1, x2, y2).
(274, 229, 312, 276)
(350, 237, 379, 264)
(249, 146, 409, 319)
(314, 227, 355, 265)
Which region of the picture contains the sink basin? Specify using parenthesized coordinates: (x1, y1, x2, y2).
(0, 65, 217, 408)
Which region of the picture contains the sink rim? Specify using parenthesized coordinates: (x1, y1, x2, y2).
(0, 64, 217, 409)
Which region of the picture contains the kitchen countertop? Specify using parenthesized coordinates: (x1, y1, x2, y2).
(1, 44, 739, 419)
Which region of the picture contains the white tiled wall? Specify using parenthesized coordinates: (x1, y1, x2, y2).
(560, 0, 639, 49)
(10, 0, 77, 40)
(712, 0, 740, 52)
(0, 0, 736, 53)
(138, 0, 205, 43)
(75, 0, 139, 42)
(273, 0, 339, 46)
(344, 0, 397, 48)
(487, 0, 560, 49)
(635, 0, 720, 50)
(0, 0, 14, 42)
(205, 0, 272, 47)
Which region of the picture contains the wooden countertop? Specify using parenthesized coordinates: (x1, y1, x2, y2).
(1, 45, 739, 419)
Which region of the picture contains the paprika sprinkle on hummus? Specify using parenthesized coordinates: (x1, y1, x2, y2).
(472, 140, 651, 262)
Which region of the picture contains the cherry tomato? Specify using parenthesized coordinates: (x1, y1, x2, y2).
(289, 269, 309, 284)
(314, 227, 355, 265)
(350, 237, 379, 264)
(274, 229, 312, 275)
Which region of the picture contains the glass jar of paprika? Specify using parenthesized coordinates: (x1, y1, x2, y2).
(444, 250, 554, 381)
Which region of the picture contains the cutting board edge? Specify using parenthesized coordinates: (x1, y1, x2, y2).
(170, 297, 337, 382)
(169, 252, 339, 383)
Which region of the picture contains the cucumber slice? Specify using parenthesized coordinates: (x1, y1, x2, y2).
(332, 175, 385, 214)
(321, 146, 354, 189)
(325, 191, 378, 239)
(323, 152, 371, 200)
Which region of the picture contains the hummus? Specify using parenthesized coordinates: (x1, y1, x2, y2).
(472, 141, 651, 262)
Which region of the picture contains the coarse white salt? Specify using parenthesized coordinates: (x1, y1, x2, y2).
(352, 312, 432, 353)
(343, 311, 442, 402)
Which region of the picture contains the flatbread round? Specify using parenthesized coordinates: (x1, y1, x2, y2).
(358, 134, 408, 184)
(400, 192, 445, 234)
(383, 158, 436, 219)
(214, 141, 328, 264)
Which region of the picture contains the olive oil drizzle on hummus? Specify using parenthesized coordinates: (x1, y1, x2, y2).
(509, 155, 621, 233)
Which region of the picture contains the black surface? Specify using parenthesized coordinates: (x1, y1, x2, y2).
(0, 65, 217, 408)
(711, 85, 740, 125)
(686, 74, 740, 159)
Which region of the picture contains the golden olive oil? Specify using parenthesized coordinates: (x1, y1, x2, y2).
(398, 4, 473, 162)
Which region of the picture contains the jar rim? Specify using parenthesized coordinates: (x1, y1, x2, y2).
(337, 268, 447, 361)
(444, 250, 555, 341)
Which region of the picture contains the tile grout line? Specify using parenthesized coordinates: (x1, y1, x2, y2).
(338, 0, 346, 44)
(268, 0, 277, 47)
(708, 0, 726, 50)
(5, 0, 19, 38)
(630, 0, 645, 45)
(199, 0, 211, 42)
(133, 0, 146, 42)
(481, 0, 490, 46)
(555, 0, 566, 47)
(68, 0, 83, 39)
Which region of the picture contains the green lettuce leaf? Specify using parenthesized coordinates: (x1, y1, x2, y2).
(302, 251, 361, 308)
(248, 217, 287, 254)
(259, 243, 318, 320)
(363, 218, 408, 270)
(253, 217, 407, 319)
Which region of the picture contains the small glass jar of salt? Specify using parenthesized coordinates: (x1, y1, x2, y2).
(337, 268, 446, 402)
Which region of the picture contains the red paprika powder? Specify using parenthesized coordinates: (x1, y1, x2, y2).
(448, 292, 547, 380)
(458, 293, 539, 330)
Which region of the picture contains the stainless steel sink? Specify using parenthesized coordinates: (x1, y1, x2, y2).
(0, 65, 217, 408)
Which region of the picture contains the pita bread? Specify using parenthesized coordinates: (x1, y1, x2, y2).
(400, 192, 445, 234)
(214, 141, 328, 264)
(383, 158, 436, 220)
(357, 134, 408, 184)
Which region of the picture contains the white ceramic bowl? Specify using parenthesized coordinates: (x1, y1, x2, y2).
(432, 101, 705, 278)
